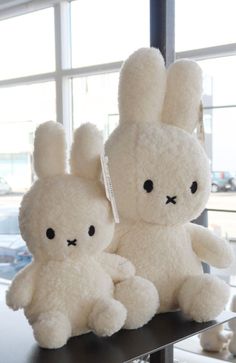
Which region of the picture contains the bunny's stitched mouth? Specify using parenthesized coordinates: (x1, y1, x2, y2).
(166, 195, 177, 205)
(67, 239, 77, 246)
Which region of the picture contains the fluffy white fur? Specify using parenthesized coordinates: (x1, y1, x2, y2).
(6, 121, 158, 349)
(70, 123, 103, 179)
(119, 48, 166, 124)
(162, 59, 202, 132)
(33, 121, 66, 178)
(199, 325, 233, 352)
(105, 47, 234, 322)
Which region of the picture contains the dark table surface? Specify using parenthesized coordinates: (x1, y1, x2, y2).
(1, 301, 235, 363)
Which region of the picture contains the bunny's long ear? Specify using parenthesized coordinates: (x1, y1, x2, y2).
(161, 59, 202, 133)
(33, 121, 66, 178)
(70, 123, 103, 180)
(119, 47, 166, 125)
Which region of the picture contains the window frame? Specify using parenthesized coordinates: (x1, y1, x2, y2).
(0, 0, 124, 145)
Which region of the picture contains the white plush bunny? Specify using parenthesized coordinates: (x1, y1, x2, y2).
(200, 325, 233, 352)
(106, 48, 234, 322)
(6, 121, 158, 349)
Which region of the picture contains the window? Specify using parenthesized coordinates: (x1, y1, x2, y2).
(0, 6, 56, 284)
(175, 0, 236, 52)
(71, 0, 150, 139)
(72, 72, 119, 139)
(71, 0, 150, 67)
(0, 0, 150, 286)
(176, 1, 236, 264)
(0, 8, 55, 79)
(2, 0, 234, 287)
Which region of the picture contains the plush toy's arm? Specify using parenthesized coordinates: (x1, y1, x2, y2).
(6, 262, 37, 311)
(186, 223, 234, 268)
(98, 252, 135, 283)
(218, 331, 233, 343)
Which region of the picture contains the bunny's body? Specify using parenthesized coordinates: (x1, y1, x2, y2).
(117, 222, 201, 312)
(6, 123, 158, 349)
(106, 48, 234, 322)
(25, 257, 114, 335)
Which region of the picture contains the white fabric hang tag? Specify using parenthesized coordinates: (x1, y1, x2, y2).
(100, 152, 120, 224)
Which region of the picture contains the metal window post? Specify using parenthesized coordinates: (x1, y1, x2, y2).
(150, 0, 175, 66)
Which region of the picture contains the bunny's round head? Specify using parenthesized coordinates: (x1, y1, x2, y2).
(106, 48, 211, 226)
(20, 122, 114, 261)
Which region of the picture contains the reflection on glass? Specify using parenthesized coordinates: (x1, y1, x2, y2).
(71, 0, 150, 67)
(200, 56, 236, 107)
(0, 82, 55, 281)
(0, 8, 55, 80)
(73, 73, 119, 139)
(176, 0, 236, 52)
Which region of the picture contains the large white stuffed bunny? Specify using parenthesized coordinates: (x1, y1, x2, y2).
(6, 121, 158, 349)
(106, 48, 234, 322)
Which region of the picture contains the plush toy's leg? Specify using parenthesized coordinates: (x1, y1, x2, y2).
(114, 276, 159, 329)
(178, 274, 230, 322)
(32, 311, 71, 349)
(88, 298, 127, 336)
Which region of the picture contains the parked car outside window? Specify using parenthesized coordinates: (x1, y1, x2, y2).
(211, 171, 236, 192)
(0, 206, 31, 280)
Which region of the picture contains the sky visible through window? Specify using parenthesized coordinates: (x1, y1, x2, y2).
(175, 0, 236, 51)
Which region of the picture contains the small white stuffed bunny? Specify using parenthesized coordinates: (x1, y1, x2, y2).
(6, 121, 158, 349)
(200, 325, 233, 352)
(106, 48, 234, 322)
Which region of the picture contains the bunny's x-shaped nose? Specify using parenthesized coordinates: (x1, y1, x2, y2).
(67, 239, 77, 246)
(166, 196, 177, 205)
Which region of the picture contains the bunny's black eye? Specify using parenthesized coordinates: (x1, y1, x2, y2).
(88, 225, 95, 237)
(46, 228, 55, 239)
(143, 179, 153, 193)
(190, 181, 198, 194)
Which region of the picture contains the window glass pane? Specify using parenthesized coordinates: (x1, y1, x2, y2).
(176, 0, 236, 52)
(0, 82, 56, 282)
(0, 8, 55, 80)
(204, 107, 236, 172)
(204, 107, 236, 239)
(73, 73, 119, 139)
(71, 0, 150, 67)
(200, 56, 236, 107)
(207, 210, 236, 241)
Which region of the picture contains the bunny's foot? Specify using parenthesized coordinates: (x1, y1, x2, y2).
(114, 276, 159, 329)
(32, 311, 71, 349)
(178, 274, 230, 322)
(89, 298, 127, 336)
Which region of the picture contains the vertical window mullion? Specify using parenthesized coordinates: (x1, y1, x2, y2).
(150, 0, 175, 66)
(54, 0, 72, 144)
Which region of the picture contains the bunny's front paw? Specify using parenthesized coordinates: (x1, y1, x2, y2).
(6, 286, 31, 311)
(89, 298, 127, 336)
(117, 258, 135, 280)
